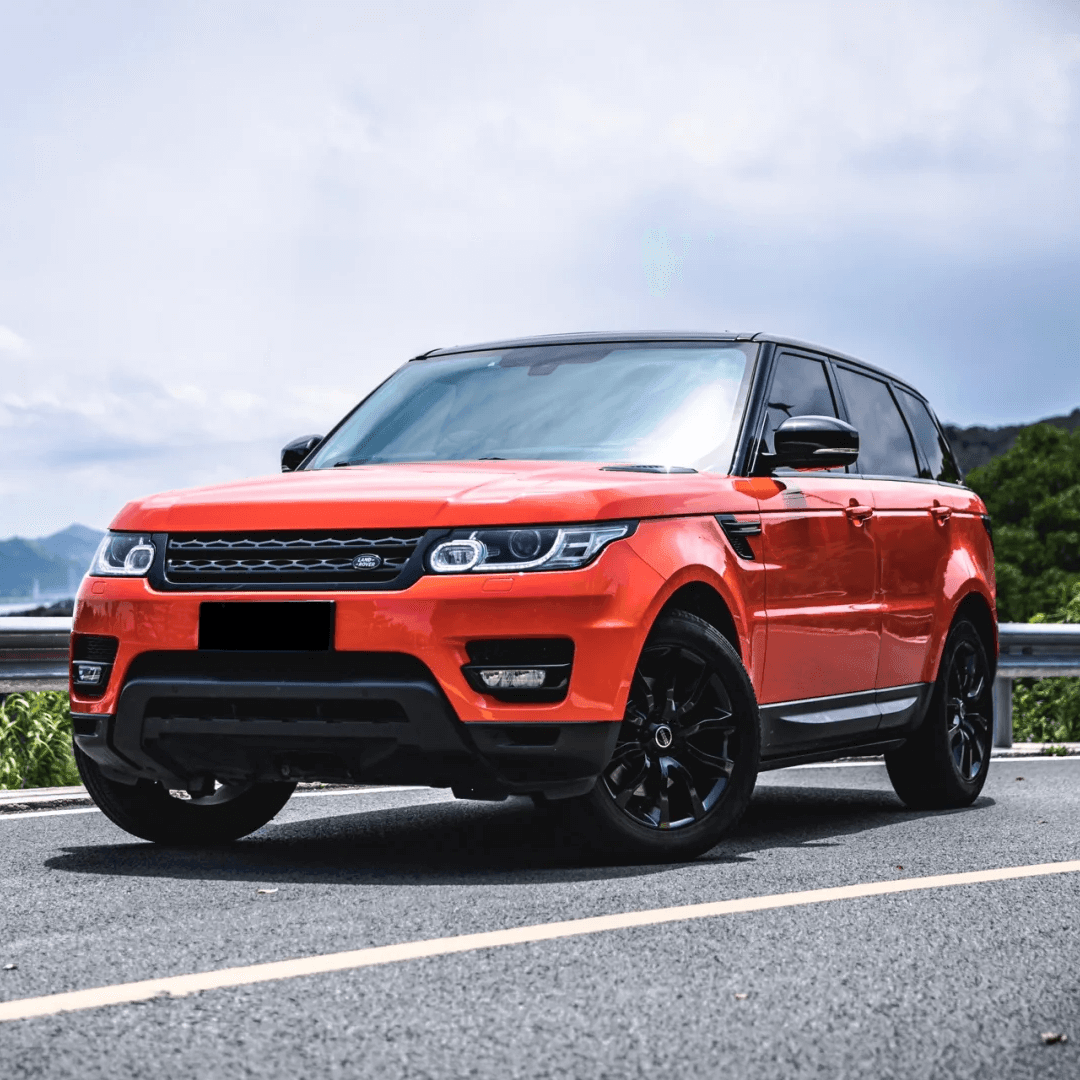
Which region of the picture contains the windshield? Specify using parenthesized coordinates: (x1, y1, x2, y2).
(307, 341, 757, 472)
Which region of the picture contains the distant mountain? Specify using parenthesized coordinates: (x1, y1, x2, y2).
(945, 408, 1080, 475)
(0, 524, 105, 599)
(34, 523, 105, 565)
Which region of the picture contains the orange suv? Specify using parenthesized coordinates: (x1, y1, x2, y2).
(71, 333, 996, 860)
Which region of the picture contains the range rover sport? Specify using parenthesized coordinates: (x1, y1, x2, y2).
(71, 333, 996, 860)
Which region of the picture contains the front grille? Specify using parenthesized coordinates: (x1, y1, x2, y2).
(126, 650, 433, 681)
(164, 530, 427, 586)
(144, 697, 407, 723)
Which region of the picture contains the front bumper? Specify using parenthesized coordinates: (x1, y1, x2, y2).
(71, 540, 666, 793)
(73, 651, 619, 797)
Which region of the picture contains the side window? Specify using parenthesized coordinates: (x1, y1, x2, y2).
(761, 353, 838, 456)
(896, 388, 962, 484)
(833, 366, 920, 478)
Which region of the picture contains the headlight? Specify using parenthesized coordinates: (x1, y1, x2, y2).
(90, 532, 157, 577)
(428, 522, 634, 573)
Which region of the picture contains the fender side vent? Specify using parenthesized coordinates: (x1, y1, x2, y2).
(715, 514, 761, 561)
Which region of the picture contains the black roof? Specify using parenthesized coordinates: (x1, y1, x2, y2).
(420, 331, 915, 396)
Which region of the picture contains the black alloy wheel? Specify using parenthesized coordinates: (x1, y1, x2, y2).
(606, 645, 737, 829)
(886, 618, 993, 810)
(574, 611, 760, 861)
(945, 638, 991, 782)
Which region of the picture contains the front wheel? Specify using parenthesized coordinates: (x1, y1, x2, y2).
(572, 611, 760, 862)
(885, 619, 993, 810)
(75, 745, 296, 845)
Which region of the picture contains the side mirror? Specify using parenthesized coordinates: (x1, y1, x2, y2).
(281, 434, 323, 473)
(772, 415, 859, 470)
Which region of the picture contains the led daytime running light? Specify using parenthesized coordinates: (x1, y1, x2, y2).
(90, 533, 158, 578)
(427, 522, 632, 574)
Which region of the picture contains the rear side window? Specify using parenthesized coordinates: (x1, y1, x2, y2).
(834, 366, 920, 478)
(896, 388, 962, 483)
(761, 353, 838, 455)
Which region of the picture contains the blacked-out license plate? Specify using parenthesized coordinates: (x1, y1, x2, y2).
(198, 602, 335, 651)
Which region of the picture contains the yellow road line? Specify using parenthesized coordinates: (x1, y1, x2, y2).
(3, 859, 1079, 1023)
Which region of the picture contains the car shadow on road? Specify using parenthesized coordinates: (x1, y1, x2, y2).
(716, 783, 995, 861)
(43, 780, 995, 887)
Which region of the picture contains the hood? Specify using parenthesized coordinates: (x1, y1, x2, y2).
(110, 461, 757, 532)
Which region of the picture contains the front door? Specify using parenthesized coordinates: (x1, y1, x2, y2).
(754, 351, 882, 756)
(828, 367, 938, 696)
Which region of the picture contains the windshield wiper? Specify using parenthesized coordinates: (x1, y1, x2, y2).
(333, 458, 369, 467)
(477, 456, 506, 460)
(600, 464, 698, 474)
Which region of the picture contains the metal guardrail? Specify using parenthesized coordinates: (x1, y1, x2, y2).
(0, 617, 72, 694)
(994, 622, 1080, 748)
(1, 617, 1079, 747)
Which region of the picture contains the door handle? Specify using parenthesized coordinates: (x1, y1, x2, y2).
(845, 504, 874, 525)
(930, 506, 952, 524)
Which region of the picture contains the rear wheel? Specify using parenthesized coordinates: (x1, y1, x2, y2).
(75, 745, 295, 845)
(885, 619, 993, 810)
(573, 611, 760, 862)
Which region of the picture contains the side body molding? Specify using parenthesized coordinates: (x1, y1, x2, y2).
(759, 682, 934, 761)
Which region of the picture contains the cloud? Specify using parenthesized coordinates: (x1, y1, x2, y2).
(642, 230, 691, 297)
(0, 0, 1077, 534)
(0, 325, 28, 356)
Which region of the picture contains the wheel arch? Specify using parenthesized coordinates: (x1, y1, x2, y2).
(657, 581, 741, 660)
(951, 590, 998, 679)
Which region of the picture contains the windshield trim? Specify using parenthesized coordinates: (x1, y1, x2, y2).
(425, 331, 755, 358)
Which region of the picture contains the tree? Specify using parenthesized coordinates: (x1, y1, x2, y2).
(965, 424, 1080, 623)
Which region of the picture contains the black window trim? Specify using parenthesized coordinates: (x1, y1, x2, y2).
(731, 341, 778, 476)
(733, 341, 968, 487)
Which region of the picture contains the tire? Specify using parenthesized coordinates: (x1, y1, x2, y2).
(571, 611, 760, 862)
(885, 619, 993, 810)
(75, 744, 296, 845)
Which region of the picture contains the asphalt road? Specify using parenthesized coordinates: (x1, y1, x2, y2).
(2, 758, 1079, 1079)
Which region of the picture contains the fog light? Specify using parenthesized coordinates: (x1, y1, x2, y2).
(75, 663, 104, 685)
(478, 668, 546, 689)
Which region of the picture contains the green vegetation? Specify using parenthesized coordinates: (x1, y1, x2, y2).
(966, 425, 1080, 624)
(1009, 586, 1080, 743)
(0, 691, 80, 789)
(967, 429, 1080, 742)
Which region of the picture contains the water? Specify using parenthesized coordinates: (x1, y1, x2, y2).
(0, 597, 75, 616)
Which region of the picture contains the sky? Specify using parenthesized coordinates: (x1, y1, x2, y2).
(1, 0, 1078, 537)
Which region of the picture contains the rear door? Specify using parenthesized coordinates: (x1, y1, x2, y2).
(755, 351, 881, 754)
(892, 385, 970, 684)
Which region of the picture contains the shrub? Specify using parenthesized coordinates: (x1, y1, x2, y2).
(1012, 584, 1080, 743)
(0, 691, 81, 789)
